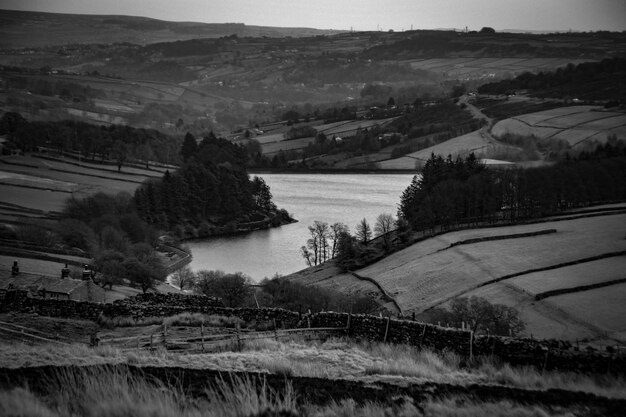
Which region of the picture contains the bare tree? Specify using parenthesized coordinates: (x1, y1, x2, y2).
(301, 220, 331, 266)
(171, 266, 196, 290)
(374, 213, 395, 251)
(355, 218, 372, 245)
(329, 222, 348, 258)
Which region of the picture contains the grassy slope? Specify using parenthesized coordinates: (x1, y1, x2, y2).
(0, 154, 162, 211)
(492, 106, 626, 147)
(308, 213, 626, 343)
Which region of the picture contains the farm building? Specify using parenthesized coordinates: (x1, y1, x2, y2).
(0, 274, 105, 303)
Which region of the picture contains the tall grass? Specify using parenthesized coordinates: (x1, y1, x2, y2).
(0, 366, 298, 417)
(1, 366, 572, 417)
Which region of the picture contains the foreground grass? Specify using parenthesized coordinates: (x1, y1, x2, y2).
(0, 366, 576, 417)
(2, 337, 624, 400)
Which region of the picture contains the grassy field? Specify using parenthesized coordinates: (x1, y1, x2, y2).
(348, 213, 626, 343)
(0, 154, 162, 212)
(406, 57, 593, 80)
(376, 129, 516, 169)
(492, 106, 626, 147)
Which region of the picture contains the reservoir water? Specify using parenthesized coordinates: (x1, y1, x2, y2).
(186, 173, 415, 281)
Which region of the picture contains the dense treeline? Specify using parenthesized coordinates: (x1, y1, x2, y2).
(477, 57, 626, 101)
(0, 112, 181, 167)
(62, 192, 167, 292)
(399, 143, 626, 231)
(388, 100, 483, 140)
(134, 132, 289, 237)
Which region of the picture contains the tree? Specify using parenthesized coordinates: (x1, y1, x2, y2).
(329, 222, 348, 259)
(301, 220, 331, 266)
(387, 97, 396, 107)
(355, 218, 372, 245)
(450, 296, 525, 336)
(171, 266, 196, 290)
(94, 250, 125, 289)
(479, 26, 496, 34)
(123, 255, 166, 293)
(195, 270, 253, 307)
(374, 213, 395, 251)
(111, 141, 127, 172)
(180, 132, 198, 162)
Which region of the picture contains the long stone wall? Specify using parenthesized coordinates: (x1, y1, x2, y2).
(307, 311, 626, 375)
(2, 293, 624, 375)
(0, 292, 302, 328)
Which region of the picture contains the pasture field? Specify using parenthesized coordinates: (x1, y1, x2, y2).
(550, 283, 626, 340)
(459, 283, 602, 342)
(492, 106, 626, 147)
(0, 256, 74, 278)
(406, 57, 593, 79)
(0, 184, 69, 213)
(354, 213, 626, 342)
(377, 129, 513, 169)
(0, 154, 161, 215)
(509, 256, 626, 295)
(262, 137, 316, 155)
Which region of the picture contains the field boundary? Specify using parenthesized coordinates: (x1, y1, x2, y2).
(0, 247, 89, 267)
(535, 277, 626, 301)
(439, 228, 557, 252)
(424, 251, 626, 311)
(349, 271, 402, 315)
(32, 155, 163, 179)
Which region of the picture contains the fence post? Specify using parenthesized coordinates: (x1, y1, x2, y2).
(236, 322, 242, 352)
(542, 350, 549, 373)
(163, 324, 167, 348)
(136, 336, 139, 350)
(201, 323, 205, 353)
(469, 331, 474, 362)
(273, 319, 278, 341)
(383, 316, 391, 343)
(150, 333, 153, 350)
(347, 312, 352, 335)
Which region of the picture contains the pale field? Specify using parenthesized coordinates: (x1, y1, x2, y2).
(459, 283, 602, 342)
(0, 170, 77, 192)
(0, 184, 69, 212)
(0, 255, 75, 277)
(377, 129, 504, 169)
(0, 156, 148, 198)
(357, 214, 626, 314)
(262, 137, 316, 155)
(407, 58, 592, 79)
(551, 128, 609, 146)
(492, 106, 626, 146)
(253, 133, 284, 144)
(550, 283, 626, 338)
(509, 256, 626, 295)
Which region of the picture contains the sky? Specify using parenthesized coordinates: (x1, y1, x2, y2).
(1, 0, 625, 32)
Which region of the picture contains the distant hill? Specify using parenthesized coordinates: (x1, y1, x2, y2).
(0, 9, 344, 48)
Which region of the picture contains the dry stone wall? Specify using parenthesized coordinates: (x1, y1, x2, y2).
(2, 293, 624, 374)
(307, 311, 626, 375)
(0, 291, 301, 328)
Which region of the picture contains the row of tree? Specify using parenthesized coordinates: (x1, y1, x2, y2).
(399, 144, 626, 232)
(301, 214, 396, 268)
(477, 57, 626, 100)
(0, 112, 181, 168)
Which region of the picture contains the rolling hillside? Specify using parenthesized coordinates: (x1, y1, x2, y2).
(289, 208, 626, 345)
(492, 105, 626, 147)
